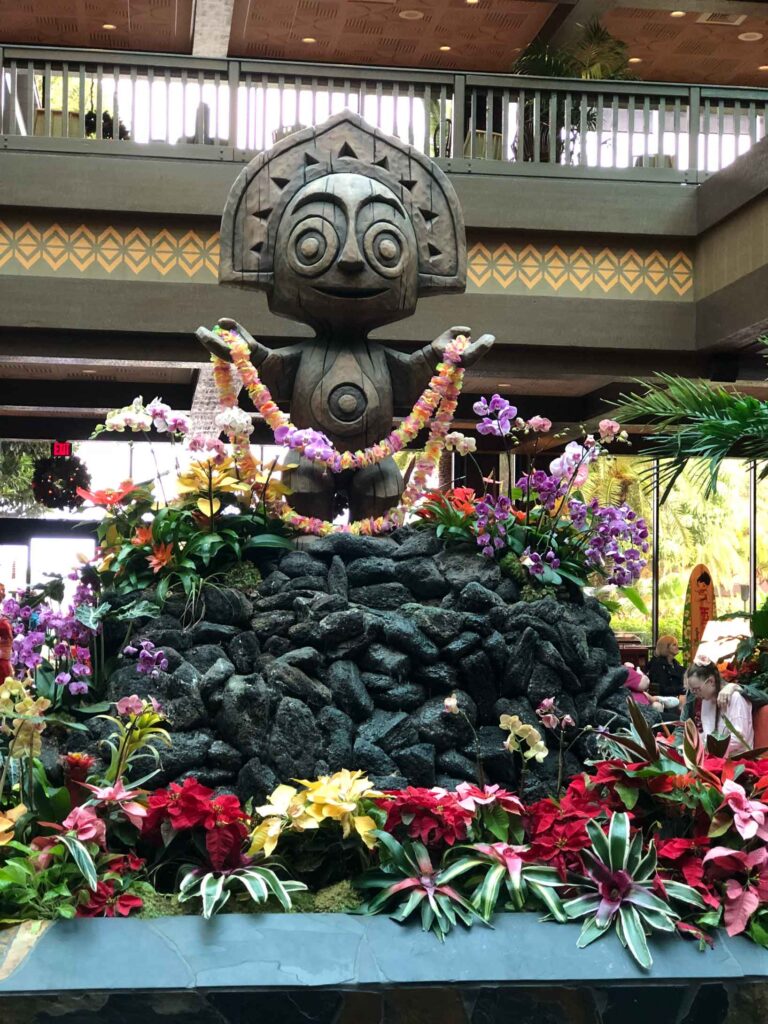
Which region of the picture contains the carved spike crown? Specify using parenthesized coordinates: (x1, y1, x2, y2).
(219, 111, 466, 296)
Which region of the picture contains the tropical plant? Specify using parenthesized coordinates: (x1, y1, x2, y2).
(178, 863, 307, 919)
(446, 841, 566, 922)
(357, 831, 486, 940)
(559, 812, 704, 968)
(512, 19, 634, 163)
(0, 441, 51, 517)
(617, 373, 768, 500)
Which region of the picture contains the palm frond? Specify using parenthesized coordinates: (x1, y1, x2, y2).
(614, 374, 768, 501)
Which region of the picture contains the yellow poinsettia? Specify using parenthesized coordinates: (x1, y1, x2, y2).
(295, 770, 382, 850)
(0, 803, 26, 845)
(247, 816, 285, 859)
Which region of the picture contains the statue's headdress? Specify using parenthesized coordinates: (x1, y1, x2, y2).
(219, 111, 465, 296)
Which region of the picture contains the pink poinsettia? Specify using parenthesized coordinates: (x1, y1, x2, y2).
(62, 805, 107, 848)
(704, 845, 768, 936)
(81, 779, 147, 830)
(455, 783, 524, 816)
(719, 779, 768, 841)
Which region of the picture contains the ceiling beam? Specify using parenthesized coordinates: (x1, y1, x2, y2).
(191, 0, 236, 58)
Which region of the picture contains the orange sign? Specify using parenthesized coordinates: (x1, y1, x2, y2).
(682, 563, 716, 663)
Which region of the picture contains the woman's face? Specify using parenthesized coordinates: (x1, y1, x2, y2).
(668, 640, 679, 657)
(686, 674, 717, 701)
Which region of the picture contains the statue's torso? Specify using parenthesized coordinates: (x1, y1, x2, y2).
(290, 339, 393, 451)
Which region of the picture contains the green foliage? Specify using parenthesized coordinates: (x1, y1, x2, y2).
(0, 441, 51, 518)
(356, 831, 486, 941)
(177, 864, 307, 919)
(514, 18, 634, 81)
(0, 837, 97, 921)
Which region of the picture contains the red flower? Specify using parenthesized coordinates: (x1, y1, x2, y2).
(61, 752, 95, 808)
(76, 480, 137, 508)
(657, 836, 718, 905)
(108, 853, 145, 875)
(206, 821, 249, 871)
(77, 880, 143, 918)
(378, 787, 473, 849)
(525, 817, 592, 878)
(142, 778, 247, 840)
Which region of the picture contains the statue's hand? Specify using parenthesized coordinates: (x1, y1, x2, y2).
(432, 325, 495, 368)
(195, 318, 259, 363)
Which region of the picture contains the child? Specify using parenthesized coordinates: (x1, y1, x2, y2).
(685, 662, 754, 754)
(623, 664, 665, 712)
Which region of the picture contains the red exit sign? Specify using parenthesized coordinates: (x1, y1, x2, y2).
(51, 441, 72, 457)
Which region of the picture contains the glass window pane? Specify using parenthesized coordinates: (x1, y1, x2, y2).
(658, 459, 751, 662)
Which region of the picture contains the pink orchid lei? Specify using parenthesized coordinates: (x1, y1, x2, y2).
(210, 328, 468, 536)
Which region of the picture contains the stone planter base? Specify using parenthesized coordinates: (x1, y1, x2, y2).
(0, 913, 765, 1023)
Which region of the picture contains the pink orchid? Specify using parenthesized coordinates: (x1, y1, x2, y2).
(598, 418, 621, 440)
(720, 779, 768, 841)
(703, 845, 768, 935)
(455, 783, 524, 816)
(526, 416, 552, 433)
(62, 805, 107, 848)
(81, 779, 147, 830)
(115, 695, 144, 716)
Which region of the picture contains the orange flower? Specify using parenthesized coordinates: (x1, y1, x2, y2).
(77, 480, 137, 508)
(147, 543, 174, 574)
(449, 487, 476, 514)
(131, 526, 154, 547)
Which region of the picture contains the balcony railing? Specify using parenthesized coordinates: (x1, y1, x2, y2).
(1, 45, 767, 179)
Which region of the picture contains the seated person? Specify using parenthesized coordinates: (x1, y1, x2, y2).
(647, 634, 686, 698)
(623, 664, 678, 714)
(684, 662, 754, 755)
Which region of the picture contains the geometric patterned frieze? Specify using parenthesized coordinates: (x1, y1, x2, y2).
(0, 216, 693, 299)
(0, 220, 219, 282)
(467, 240, 693, 298)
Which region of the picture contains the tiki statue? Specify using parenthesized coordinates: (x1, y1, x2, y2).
(198, 112, 494, 520)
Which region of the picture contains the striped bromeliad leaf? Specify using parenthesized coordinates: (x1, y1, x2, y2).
(177, 864, 307, 919)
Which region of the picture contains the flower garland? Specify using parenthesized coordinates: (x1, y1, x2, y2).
(210, 328, 468, 536)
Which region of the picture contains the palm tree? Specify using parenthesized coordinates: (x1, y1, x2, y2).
(616, 372, 768, 501)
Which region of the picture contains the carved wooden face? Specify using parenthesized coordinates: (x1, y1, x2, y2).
(270, 173, 419, 331)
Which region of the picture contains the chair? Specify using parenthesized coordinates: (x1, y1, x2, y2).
(753, 705, 768, 750)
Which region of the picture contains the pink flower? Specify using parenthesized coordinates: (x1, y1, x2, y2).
(526, 416, 552, 433)
(115, 695, 144, 716)
(62, 805, 107, 848)
(474, 842, 528, 887)
(704, 845, 768, 935)
(538, 698, 556, 712)
(562, 714, 575, 728)
(599, 418, 621, 440)
(455, 783, 525, 816)
(720, 779, 768, 841)
(81, 779, 147, 830)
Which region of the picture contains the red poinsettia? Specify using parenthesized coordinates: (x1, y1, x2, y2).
(656, 835, 719, 908)
(77, 880, 143, 918)
(378, 787, 474, 848)
(524, 816, 593, 878)
(141, 777, 249, 872)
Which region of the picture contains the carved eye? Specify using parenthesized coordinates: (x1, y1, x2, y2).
(286, 217, 339, 276)
(363, 223, 406, 278)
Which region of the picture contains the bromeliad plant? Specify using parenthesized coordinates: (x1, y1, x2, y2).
(557, 812, 704, 969)
(178, 862, 307, 919)
(357, 830, 486, 941)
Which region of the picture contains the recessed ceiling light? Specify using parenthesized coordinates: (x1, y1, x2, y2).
(102, 23, 116, 29)
(439, 45, 451, 51)
(759, 64, 768, 70)
(739, 31, 763, 41)
(302, 37, 317, 44)
(670, 10, 685, 17)
(628, 57, 642, 63)
(398, 9, 424, 19)
(466, 0, 479, 5)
